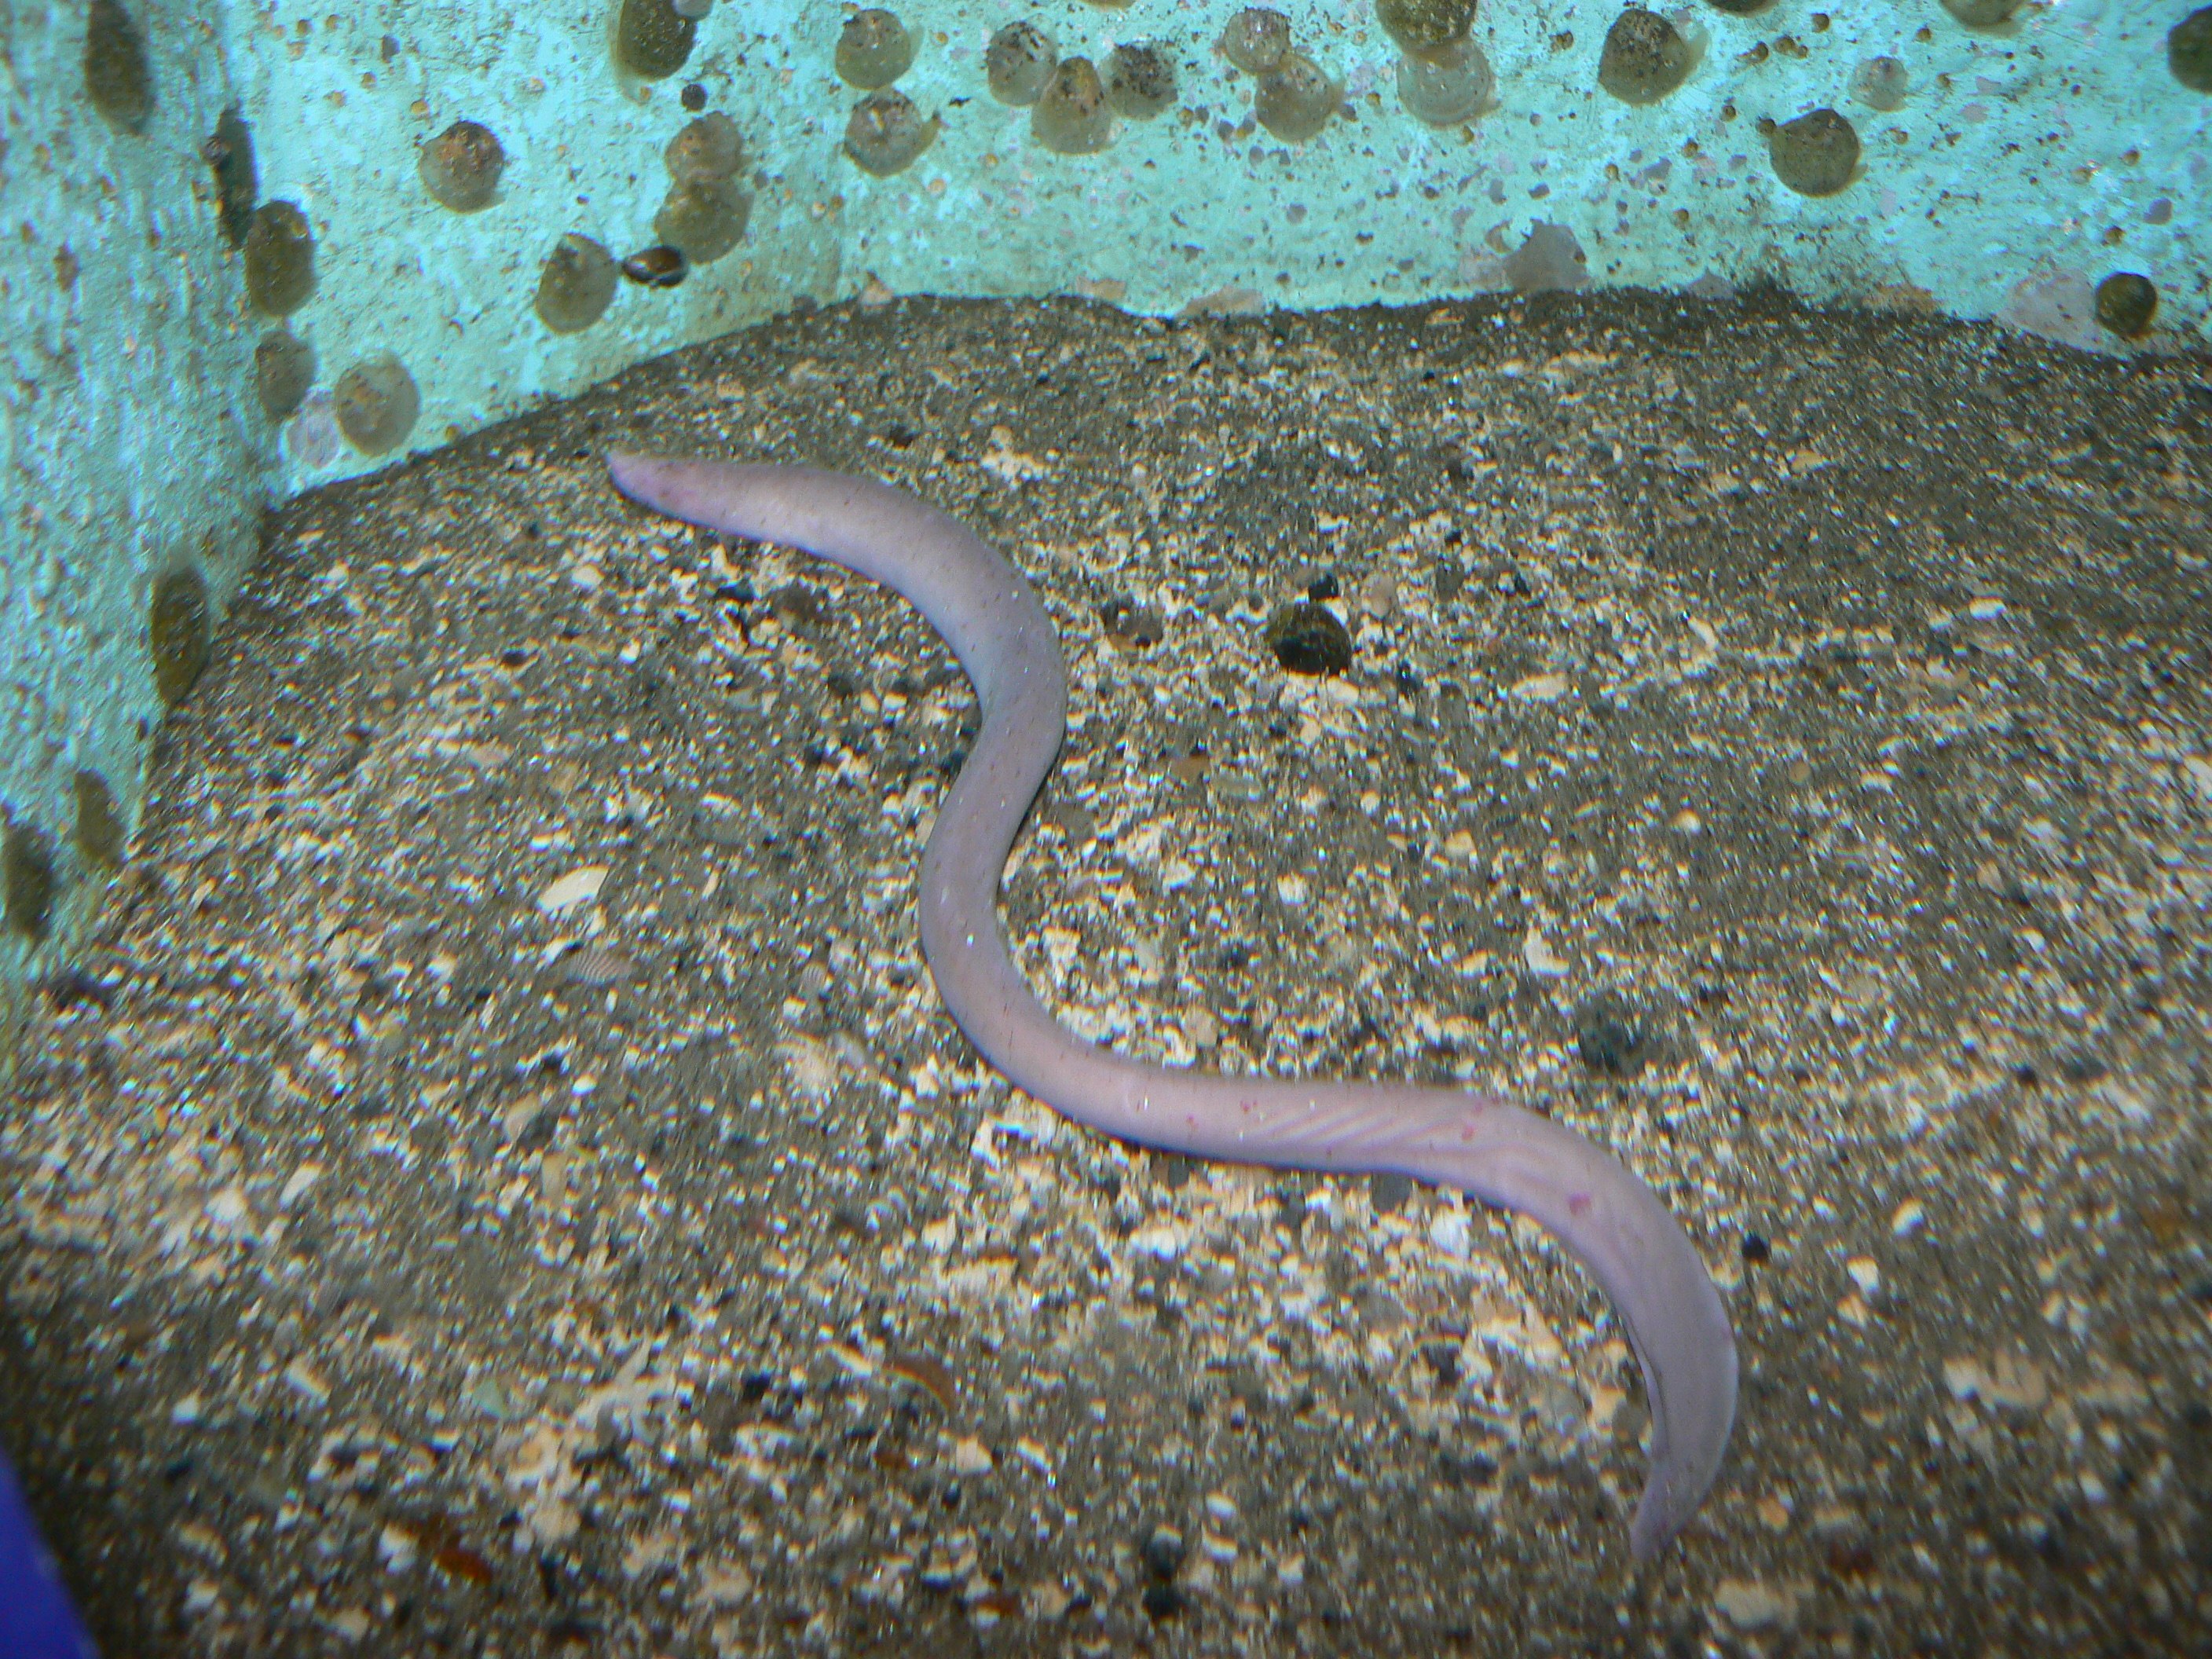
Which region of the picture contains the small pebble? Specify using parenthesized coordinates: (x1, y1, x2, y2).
(1263, 600, 1353, 676)
(1714, 1577, 1799, 1631)
(377, 1524, 419, 1571)
(2093, 272, 2157, 340)
(1509, 671, 1570, 703)
(621, 244, 688, 287)
(536, 866, 609, 914)
(1369, 1172, 1413, 1214)
(950, 1436, 993, 1474)
(1101, 595, 1164, 648)
(562, 946, 631, 987)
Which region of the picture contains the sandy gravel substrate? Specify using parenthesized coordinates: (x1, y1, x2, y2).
(4, 291, 2210, 1656)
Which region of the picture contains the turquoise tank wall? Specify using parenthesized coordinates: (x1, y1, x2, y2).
(1, 0, 2207, 1038)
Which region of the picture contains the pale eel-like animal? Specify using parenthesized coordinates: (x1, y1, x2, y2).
(607, 456, 1738, 1562)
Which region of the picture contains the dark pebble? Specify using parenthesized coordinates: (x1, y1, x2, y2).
(917, 1559, 960, 1591)
(1101, 595, 1164, 647)
(621, 244, 688, 287)
(1438, 1448, 1496, 1485)
(2058, 1049, 2107, 1083)
(1573, 995, 1654, 1078)
(1265, 600, 1353, 676)
(2093, 272, 2157, 340)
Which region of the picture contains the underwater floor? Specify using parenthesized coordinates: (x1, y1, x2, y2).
(4, 291, 2210, 1656)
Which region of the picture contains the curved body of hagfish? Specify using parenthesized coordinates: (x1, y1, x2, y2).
(607, 454, 1738, 1562)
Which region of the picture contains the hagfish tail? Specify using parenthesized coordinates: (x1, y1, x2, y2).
(607, 455, 1738, 1562)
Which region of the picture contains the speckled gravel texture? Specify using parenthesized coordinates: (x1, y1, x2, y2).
(5, 291, 2211, 1657)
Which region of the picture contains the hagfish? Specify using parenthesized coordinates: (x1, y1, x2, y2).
(606, 456, 1738, 1562)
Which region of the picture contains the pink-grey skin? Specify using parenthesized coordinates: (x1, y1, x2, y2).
(607, 454, 1738, 1562)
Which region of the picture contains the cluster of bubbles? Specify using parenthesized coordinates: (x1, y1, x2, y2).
(159, 0, 2212, 437)
(653, 113, 754, 269)
(837, 9, 941, 175)
(986, 20, 1181, 154)
(42, 0, 769, 943)
(1371, 0, 1495, 130)
(815, 0, 2205, 243)
(1216, 8, 1342, 141)
(74, 0, 2210, 486)
(232, 3, 767, 460)
(0, 0, 2189, 969)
